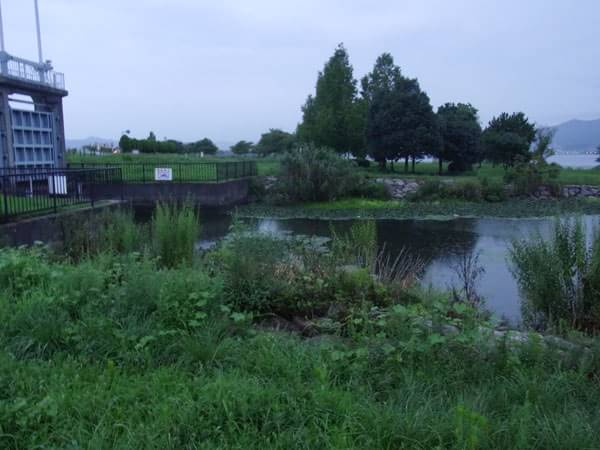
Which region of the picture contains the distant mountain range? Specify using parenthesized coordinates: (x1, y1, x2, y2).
(551, 119, 600, 153)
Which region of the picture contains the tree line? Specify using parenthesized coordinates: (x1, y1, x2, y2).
(297, 44, 543, 173)
(118, 129, 296, 157)
(119, 132, 220, 155)
(116, 44, 556, 169)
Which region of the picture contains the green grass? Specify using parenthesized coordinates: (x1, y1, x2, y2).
(0, 194, 106, 222)
(360, 162, 600, 186)
(1, 246, 600, 449)
(67, 154, 600, 185)
(237, 198, 600, 220)
(66, 152, 280, 177)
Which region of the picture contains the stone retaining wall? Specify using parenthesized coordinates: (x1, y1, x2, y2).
(259, 176, 600, 201)
(375, 178, 421, 199)
(560, 185, 600, 198)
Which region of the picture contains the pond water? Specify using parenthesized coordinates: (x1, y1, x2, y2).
(185, 210, 600, 325)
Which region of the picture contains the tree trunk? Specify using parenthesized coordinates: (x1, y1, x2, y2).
(438, 158, 443, 175)
(411, 156, 416, 173)
(404, 156, 409, 173)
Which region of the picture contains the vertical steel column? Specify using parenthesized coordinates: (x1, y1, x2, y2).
(0, 0, 6, 52)
(34, 0, 44, 63)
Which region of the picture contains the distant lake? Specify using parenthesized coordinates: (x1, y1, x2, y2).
(549, 153, 598, 168)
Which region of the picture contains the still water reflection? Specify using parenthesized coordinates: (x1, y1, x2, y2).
(186, 211, 599, 324)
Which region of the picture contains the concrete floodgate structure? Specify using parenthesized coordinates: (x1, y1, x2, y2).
(0, 0, 68, 170)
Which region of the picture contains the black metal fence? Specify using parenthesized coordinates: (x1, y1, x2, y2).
(67, 161, 257, 183)
(0, 167, 123, 223)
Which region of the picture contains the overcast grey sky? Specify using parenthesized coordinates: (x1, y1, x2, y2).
(2, 0, 599, 143)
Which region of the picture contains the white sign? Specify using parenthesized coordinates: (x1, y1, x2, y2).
(154, 167, 173, 181)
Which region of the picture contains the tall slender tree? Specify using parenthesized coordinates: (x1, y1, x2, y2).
(297, 44, 364, 155)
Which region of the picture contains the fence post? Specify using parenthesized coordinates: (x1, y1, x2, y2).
(120, 168, 124, 201)
(52, 173, 57, 214)
(1, 175, 9, 219)
(89, 171, 95, 208)
(142, 164, 146, 183)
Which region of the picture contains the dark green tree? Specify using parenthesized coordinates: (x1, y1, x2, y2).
(255, 129, 295, 156)
(297, 44, 364, 156)
(363, 53, 438, 171)
(482, 113, 536, 167)
(230, 140, 254, 155)
(187, 138, 218, 155)
(436, 103, 482, 174)
(119, 134, 132, 152)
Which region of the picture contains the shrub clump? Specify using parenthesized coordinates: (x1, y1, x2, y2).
(271, 145, 363, 203)
(505, 159, 561, 196)
(411, 178, 507, 203)
(213, 221, 422, 319)
(510, 218, 600, 332)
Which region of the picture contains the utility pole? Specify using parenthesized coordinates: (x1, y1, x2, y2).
(0, 0, 6, 52)
(34, 0, 43, 63)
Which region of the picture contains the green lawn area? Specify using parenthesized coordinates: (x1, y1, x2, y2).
(0, 194, 108, 222)
(66, 153, 280, 177)
(66, 153, 600, 185)
(360, 161, 600, 186)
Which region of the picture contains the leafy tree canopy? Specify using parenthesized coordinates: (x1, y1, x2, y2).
(297, 44, 364, 156)
(436, 103, 482, 173)
(255, 129, 295, 156)
(482, 112, 536, 167)
(186, 138, 219, 155)
(230, 140, 254, 155)
(118, 133, 183, 154)
(364, 53, 438, 169)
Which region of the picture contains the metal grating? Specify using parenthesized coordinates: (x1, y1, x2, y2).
(10, 108, 55, 168)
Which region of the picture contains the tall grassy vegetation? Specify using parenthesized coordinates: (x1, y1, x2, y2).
(59, 203, 199, 268)
(510, 219, 600, 332)
(2, 215, 600, 448)
(152, 202, 199, 268)
(58, 208, 146, 259)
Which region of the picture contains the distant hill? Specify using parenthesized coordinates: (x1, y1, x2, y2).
(552, 119, 600, 153)
(67, 137, 116, 150)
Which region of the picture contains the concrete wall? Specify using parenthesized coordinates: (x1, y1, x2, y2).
(0, 201, 123, 247)
(93, 179, 250, 207)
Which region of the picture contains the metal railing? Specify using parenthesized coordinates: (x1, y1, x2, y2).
(67, 161, 258, 183)
(0, 52, 65, 90)
(0, 167, 122, 223)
